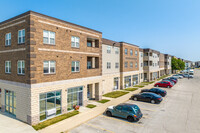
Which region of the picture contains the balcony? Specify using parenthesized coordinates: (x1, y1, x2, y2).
(87, 57, 99, 69)
(87, 38, 99, 48)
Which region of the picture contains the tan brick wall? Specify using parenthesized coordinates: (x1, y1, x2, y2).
(29, 14, 102, 84)
(120, 42, 139, 73)
(0, 16, 31, 84)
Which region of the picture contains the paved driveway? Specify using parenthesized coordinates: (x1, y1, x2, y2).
(0, 112, 37, 133)
(69, 70, 200, 133)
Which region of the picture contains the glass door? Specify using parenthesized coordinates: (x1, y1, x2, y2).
(114, 77, 119, 90)
(5, 90, 16, 115)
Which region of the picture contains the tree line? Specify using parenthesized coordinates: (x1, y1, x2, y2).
(171, 57, 185, 70)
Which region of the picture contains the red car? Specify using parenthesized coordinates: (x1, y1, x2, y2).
(154, 81, 173, 88)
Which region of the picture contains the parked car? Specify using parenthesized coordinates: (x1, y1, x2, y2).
(154, 81, 173, 88)
(105, 103, 143, 122)
(172, 74, 183, 79)
(141, 88, 167, 97)
(163, 77, 177, 83)
(130, 92, 163, 104)
(162, 79, 175, 85)
(183, 74, 194, 78)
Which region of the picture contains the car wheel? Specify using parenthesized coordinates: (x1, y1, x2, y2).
(133, 97, 137, 101)
(167, 86, 170, 88)
(106, 111, 112, 117)
(151, 100, 155, 104)
(127, 116, 134, 122)
(156, 85, 159, 87)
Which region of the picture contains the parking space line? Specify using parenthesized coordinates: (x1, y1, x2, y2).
(84, 123, 115, 133)
(140, 108, 156, 112)
(100, 115, 143, 127)
(143, 115, 151, 119)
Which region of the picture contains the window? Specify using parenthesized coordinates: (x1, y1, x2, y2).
(18, 29, 25, 44)
(130, 49, 133, 56)
(141, 53, 143, 57)
(115, 105, 122, 111)
(5, 90, 16, 115)
(43, 30, 55, 45)
(71, 61, 80, 72)
(17, 60, 25, 75)
(107, 62, 111, 69)
(71, 36, 80, 48)
(43, 61, 56, 74)
(5, 61, 11, 73)
(115, 47, 119, 54)
(135, 62, 138, 68)
(115, 63, 119, 69)
(141, 63, 143, 67)
(40, 90, 61, 121)
(135, 50, 138, 56)
(130, 62, 133, 68)
(87, 61, 92, 69)
(141, 73, 143, 79)
(87, 41, 92, 47)
(5, 33, 11, 46)
(107, 46, 111, 53)
(125, 62, 128, 68)
(125, 49, 128, 55)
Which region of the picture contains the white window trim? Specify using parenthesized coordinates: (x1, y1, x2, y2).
(115, 47, 119, 54)
(125, 49, 128, 55)
(107, 46, 111, 53)
(43, 30, 56, 45)
(43, 61, 56, 74)
(107, 62, 111, 69)
(17, 60, 25, 75)
(5, 33, 11, 46)
(130, 50, 133, 56)
(71, 36, 80, 48)
(72, 61, 80, 72)
(5, 61, 11, 74)
(115, 62, 119, 69)
(18, 29, 25, 44)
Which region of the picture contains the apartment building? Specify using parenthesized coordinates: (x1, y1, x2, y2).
(0, 11, 103, 125)
(139, 48, 144, 83)
(195, 61, 200, 68)
(185, 60, 193, 69)
(164, 54, 172, 74)
(143, 49, 160, 81)
(120, 42, 140, 89)
(102, 38, 120, 94)
(159, 53, 165, 76)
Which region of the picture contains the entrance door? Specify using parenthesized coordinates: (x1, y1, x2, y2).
(5, 90, 16, 115)
(0, 90, 1, 110)
(114, 77, 119, 90)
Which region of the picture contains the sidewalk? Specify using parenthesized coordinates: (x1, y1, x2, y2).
(39, 83, 155, 133)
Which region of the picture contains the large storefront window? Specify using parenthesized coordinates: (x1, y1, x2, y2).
(39, 90, 61, 121)
(132, 75, 138, 86)
(5, 90, 16, 115)
(152, 72, 158, 80)
(124, 76, 131, 88)
(67, 86, 83, 111)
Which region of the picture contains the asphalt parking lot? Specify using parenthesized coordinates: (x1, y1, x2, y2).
(69, 70, 200, 133)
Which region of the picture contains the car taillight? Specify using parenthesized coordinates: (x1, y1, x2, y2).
(158, 98, 161, 100)
(134, 115, 137, 117)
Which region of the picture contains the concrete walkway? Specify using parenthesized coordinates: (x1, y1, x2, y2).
(0, 111, 37, 133)
(39, 83, 156, 133)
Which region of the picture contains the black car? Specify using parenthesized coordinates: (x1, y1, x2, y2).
(141, 88, 167, 97)
(130, 92, 163, 104)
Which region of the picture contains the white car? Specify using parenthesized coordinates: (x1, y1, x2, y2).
(172, 74, 183, 79)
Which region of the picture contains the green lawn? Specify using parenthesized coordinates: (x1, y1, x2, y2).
(86, 104, 96, 108)
(133, 85, 145, 88)
(124, 87, 138, 91)
(140, 81, 155, 85)
(32, 111, 79, 131)
(97, 99, 110, 103)
(103, 91, 129, 98)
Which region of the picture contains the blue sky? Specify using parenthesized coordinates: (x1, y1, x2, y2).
(0, 0, 199, 61)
